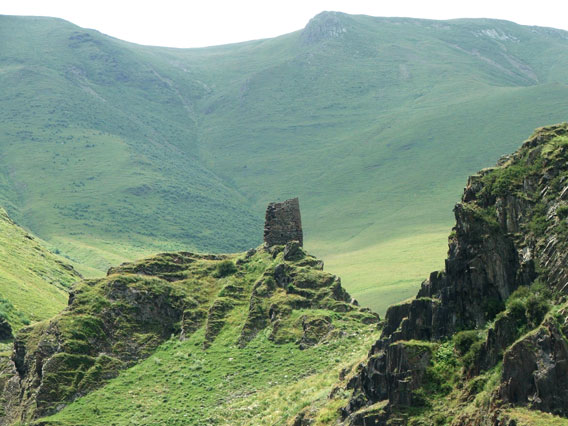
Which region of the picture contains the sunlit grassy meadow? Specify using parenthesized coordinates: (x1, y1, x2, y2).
(0, 208, 79, 330)
(311, 228, 449, 314)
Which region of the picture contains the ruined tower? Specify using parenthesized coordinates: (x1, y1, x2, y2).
(263, 197, 303, 246)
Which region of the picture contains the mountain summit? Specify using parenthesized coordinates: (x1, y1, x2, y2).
(301, 11, 348, 44)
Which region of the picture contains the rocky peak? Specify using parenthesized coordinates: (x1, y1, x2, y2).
(300, 11, 348, 45)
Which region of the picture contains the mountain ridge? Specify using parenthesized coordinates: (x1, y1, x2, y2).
(0, 241, 379, 424)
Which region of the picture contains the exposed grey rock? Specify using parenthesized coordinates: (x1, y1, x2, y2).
(238, 257, 357, 347)
(298, 315, 333, 349)
(283, 240, 304, 261)
(300, 11, 347, 45)
(264, 198, 303, 246)
(0, 317, 13, 340)
(500, 315, 568, 416)
(344, 123, 568, 423)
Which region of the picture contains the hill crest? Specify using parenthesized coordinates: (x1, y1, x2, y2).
(0, 238, 378, 423)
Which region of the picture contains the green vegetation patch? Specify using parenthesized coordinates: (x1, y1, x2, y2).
(4, 245, 379, 424)
(45, 323, 379, 425)
(35, 247, 379, 425)
(503, 280, 553, 333)
(213, 260, 238, 278)
(0, 208, 80, 333)
(505, 407, 568, 426)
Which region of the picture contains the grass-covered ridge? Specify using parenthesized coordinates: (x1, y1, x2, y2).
(0, 243, 380, 424)
(3, 14, 568, 313)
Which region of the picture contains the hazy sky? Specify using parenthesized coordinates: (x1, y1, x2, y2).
(3, 0, 568, 48)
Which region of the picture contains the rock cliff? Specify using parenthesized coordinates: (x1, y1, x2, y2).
(342, 124, 568, 425)
(300, 11, 348, 45)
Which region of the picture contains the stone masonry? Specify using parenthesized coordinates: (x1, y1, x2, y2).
(263, 198, 303, 246)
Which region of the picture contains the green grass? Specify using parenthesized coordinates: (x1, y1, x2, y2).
(0, 208, 80, 331)
(3, 13, 568, 312)
(43, 325, 379, 425)
(311, 228, 449, 314)
(506, 407, 568, 425)
(11, 246, 382, 425)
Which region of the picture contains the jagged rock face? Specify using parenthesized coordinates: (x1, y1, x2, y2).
(345, 124, 568, 423)
(348, 341, 433, 414)
(500, 313, 568, 416)
(300, 11, 348, 45)
(416, 199, 536, 334)
(0, 252, 217, 423)
(264, 198, 303, 247)
(238, 242, 366, 348)
(4, 274, 190, 422)
(0, 317, 13, 340)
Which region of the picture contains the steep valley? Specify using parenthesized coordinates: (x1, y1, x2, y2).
(2, 9, 568, 424)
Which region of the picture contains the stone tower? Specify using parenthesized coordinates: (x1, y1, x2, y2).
(263, 198, 303, 246)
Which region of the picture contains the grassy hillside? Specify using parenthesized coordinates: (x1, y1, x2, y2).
(42, 323, 378, 425)
(2, 13, 568, 313)
(0, 208, 80, 333)
(0, 244, 379, 424)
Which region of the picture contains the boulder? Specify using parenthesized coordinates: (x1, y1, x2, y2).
(0, 317, 13, 340)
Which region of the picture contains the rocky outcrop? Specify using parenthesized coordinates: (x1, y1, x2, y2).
(344, 124, 568, 423)
(500, 312, 568, 416)
(0, 241, 377, 424)
(264, 198, 303, 247)
(2, 274, 192, 423)
(239, 241, 376, 347)
(0, 317, 13, 340)
(0, 251, 233, 423)
(301, 11, 348, 45)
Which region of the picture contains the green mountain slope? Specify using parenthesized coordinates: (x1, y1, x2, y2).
(2, 13, 568, 312)
(0, 243, 379, 424)
(0, 16, 261, 271)
(0, 208, 80, 334)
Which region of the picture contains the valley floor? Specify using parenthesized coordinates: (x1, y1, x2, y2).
(311, 227, 449, 315)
